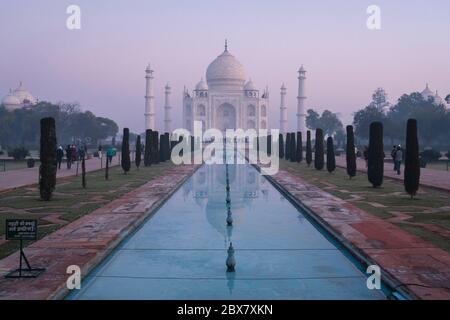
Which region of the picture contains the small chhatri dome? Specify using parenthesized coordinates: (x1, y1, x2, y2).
(421, 83, 434, 99)
(244, 79, 256, 91)
(281, 83, 286, 90)
(195, 78, 208, 91)
(434, 90, 444, 105)
(2, 90, 21, 109)
(206, 41, 246, 90)
(13, 82, 36, 105)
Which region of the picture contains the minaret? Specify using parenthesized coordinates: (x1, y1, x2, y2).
(297, 65, 307, 133)
(164, 83, 172, 133)
(280, 84, 287, 134)
(144, 63, 155, 130)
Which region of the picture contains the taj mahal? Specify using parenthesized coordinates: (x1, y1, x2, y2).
(144, 41, 308, 135)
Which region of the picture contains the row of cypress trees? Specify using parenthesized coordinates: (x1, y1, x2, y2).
(122, 128, 172, 173)
(278, 119, 420, 198)
(38, 118, 176, 201)
(363, 119, 420, 198)
(280, 130, 336, 174)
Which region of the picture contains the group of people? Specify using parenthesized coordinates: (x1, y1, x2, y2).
(358, 145, 403, 175)
(55, 145, 86, 170)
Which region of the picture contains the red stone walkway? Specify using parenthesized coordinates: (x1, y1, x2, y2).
(335, 156, 450, 192)
(0, 164, 197, 300)
(0, 156, 120, 193)
(268, 168, 450, 299)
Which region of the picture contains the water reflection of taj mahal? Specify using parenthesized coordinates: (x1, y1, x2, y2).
(182, 163, 270, 241)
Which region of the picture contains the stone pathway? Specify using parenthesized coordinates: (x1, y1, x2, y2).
(0, 164, 198, 300)
(0, 157, 119, 193)
(268, 169, 450, 300)
(335, 156, 450, 192)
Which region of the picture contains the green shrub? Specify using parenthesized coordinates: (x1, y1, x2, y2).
(420, 149, 441, 162)
(27, 158, 35, 168)
(8, 147, 30, 160)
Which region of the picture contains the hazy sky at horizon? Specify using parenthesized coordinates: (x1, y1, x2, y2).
(1, 0, 449, 133)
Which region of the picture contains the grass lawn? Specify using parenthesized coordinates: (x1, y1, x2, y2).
(0, 161, 174, 260)
(0, 160, 41, 172)
(280, 160, 450, 253)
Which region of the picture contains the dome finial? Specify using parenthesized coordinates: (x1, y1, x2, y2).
(225, 39, 228, 51)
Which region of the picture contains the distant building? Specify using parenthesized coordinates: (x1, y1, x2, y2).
(1, 82, 37, 111)
(421, 83, 445, 106)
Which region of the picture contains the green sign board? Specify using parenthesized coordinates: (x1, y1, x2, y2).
(5, 219, 38, 241)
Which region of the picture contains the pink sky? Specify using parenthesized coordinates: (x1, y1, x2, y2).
(1, 0, 449, 133)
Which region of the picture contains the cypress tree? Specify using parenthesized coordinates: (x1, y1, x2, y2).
(314, 129, 324, 170)
(81, 153, 86, 188)
(326, 136, 336, 173)
(285, 133, 290, 160)
(121, 128, 131, 174)
(346, 125, 357, 179)
(306, 130, 312, 167)
(296, 131, 303, 163)
(190, 136, 195, 156)
(178, 136, 183, 157)
(368, 121, 384, 188)
(160, 134, 166, 162)
(152, 131, 159, 164)
(267, 135, 272, 156)
(290, 132, 296, 162)
(279, 133, 285, 159)
(144, 129, 152, 166)
(165, 133, 171, 161)
(135, 135, 141, 169)
(404, 119, 420, 199)
(39, 117, 57, 201)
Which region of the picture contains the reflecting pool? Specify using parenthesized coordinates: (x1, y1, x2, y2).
(69, 151, 385, 300)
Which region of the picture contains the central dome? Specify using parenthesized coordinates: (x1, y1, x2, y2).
(206, 49, 246, 90)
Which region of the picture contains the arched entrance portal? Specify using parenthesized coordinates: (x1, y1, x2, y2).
(215, 103, 236, 131)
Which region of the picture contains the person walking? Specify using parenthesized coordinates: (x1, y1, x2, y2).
(66, 145, 72, 169)
(394, 145, 403, 175)
(71, 145, 78, 163)
(106, 146, 114, 164)
(391, 145, 397, 171)
(79, 145, 86, 161)
(56, 146, 64, 170)
(362, 145, 369, 168)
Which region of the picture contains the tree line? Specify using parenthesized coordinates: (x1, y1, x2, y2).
(353, 88, 450, 149)
(0, 101, 118, 150)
